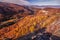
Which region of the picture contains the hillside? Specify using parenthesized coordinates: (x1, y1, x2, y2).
(0, 2, 60, 40)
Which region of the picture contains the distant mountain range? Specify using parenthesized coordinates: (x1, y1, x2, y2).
(29, 5, 60, 8)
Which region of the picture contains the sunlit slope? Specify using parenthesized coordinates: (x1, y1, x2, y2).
(0, 11, 60, 40)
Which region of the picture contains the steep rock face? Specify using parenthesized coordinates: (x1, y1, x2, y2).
(0, 2, 60, 40)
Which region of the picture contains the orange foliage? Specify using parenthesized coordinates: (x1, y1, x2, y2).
(0, 2, 60, 40)
(0, 11, 60, 40)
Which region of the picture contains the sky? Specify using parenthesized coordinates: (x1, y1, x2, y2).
(0, 0, 60, 5)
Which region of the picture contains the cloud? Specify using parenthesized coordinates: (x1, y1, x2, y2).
(0, 0, 30, 5)
(30, 0, 60, 5)
(0, 0, 60, 5)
